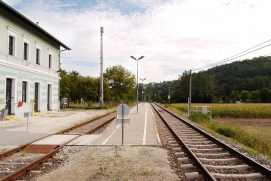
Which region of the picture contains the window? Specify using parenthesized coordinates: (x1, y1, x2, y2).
(35, 42, 42, 65)
(24, 43, 28, 60)
(23, 35, 31, 61)
(48, 49, 54, 69)
(9, 36, 14, 55)
(49, 54, 52, 68)
(7, 26, 18, 56)
(22, 81, 27, 102)
(36, 48, 40, 64)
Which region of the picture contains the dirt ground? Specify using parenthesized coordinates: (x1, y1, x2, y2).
(214, 118, 271, 127)
(37, 146, 180, 181)
(214, 118, 271, 136)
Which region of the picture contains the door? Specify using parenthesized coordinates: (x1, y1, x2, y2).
(47, 84, 50, 111)
(6, 78, 12, 115)
(34, 82, 39, 112)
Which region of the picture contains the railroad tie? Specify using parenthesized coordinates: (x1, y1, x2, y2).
(212, 172, 263, 179)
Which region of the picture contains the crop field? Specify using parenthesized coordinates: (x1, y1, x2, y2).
(166, 103, 271, 158)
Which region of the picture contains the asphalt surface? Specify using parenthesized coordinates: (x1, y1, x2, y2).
(0, 109, 112, 153)
(0, 103, 160, 153)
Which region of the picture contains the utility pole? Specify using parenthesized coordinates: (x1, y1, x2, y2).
(189, 70, 192, 115)
(168, 87, 170, 104)
(100, 27, 104, 109)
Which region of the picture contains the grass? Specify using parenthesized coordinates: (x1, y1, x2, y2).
(20, 151, 28, 157)
(167, 103, 271, 118)
(165, 103, 271, 158)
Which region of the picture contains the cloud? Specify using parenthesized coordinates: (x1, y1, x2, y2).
(3, 0, 22, 6)
(4, 0, 271, 83)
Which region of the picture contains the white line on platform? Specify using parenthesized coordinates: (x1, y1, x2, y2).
(102, 124, 120, 145)
(142, 104, 148, 145)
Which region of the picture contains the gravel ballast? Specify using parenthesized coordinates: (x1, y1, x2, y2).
(37, 146, 180, 181)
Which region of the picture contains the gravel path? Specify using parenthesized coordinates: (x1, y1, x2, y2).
(37, 146, 180, 181)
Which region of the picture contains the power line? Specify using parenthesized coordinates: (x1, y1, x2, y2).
(193, 38, 271, 71)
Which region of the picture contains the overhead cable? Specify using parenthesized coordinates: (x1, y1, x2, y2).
(193, 44, 271, 71)
(193, 38, 271, 71)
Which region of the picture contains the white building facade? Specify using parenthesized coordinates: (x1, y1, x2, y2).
(0, 1, 71, 118)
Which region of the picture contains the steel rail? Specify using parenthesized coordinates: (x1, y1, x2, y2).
(151, 103, 216, 180)
(0, 111, 115, 159)
(1, 136, 79, 181)
(0, 111, 116, 181)
(85, 117, 115, 134)
(152, 103, 271, 180)
(57, 112, 114, 134)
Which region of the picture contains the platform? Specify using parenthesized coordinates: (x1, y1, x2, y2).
(0, 104, 160, 154)
(90, 102, 160, 145)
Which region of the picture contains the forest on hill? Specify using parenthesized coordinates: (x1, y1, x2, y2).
(149, 56, 271, 103)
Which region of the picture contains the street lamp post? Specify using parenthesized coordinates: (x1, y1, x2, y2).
(140, 78, 146, 105)
(100, 27, 104, 109)
(130, 56, 144, 113)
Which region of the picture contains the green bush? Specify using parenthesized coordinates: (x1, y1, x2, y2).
(189, 112, 211, 123)
(212, 125, 236, 138)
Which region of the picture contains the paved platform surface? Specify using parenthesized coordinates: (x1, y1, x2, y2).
(0, 109, 112, 153)
(91, 103, 160, 145)
(0, 103, 160, 153)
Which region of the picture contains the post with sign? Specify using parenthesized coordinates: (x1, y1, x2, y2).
(116, 103, 130, 145)
(24, 112, 29, 132)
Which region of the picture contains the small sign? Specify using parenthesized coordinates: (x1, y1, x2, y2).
(116, 104, 130, 117)
(100, 97, 103, 101)
(116, 118, 130, 125)
(24, 112, 29, 118)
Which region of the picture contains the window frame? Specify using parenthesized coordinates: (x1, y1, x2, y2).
(23, 35, 31, 61)
(7, 26, 18, 57)
(36, 48, 40, 64)
(22, 81, 27, 102)
(49, 54, 52, 68)
(9, 36, 14, 56)
(48, 49, 54, 69)
(35, 42, 42, 65)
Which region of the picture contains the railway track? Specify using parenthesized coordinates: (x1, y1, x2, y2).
(151, 103, 271, 181)
(0, 112, 116, 181)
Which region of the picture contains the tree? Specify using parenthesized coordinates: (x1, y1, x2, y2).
(60, 70, 70, 99)
(240, 90, 251, 103)
(104, 65, 136, 101)
(261, 87, 269, 103)
(250, 90, 261, 103)
(230, 91, 239, 103)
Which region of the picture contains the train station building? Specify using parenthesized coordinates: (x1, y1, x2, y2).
(0, 1, 71, 118)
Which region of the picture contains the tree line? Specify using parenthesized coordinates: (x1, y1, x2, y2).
(60, 56, 271, 105)
(59, 65, 136, 105)
(144, 56, 271, 103)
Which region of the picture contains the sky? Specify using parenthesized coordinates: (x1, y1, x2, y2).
(4, 0, 271, 83)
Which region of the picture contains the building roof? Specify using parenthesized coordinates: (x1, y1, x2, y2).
(0, 0, 71, 50)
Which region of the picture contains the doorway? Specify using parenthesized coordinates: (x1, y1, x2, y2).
(34, 82, 39, 112)
(6, 78, 12, 115)
(47, 84, 51, 111)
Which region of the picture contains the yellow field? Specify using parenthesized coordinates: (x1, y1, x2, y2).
(170, 103, 271, 118)
(167, 103, 271, 157)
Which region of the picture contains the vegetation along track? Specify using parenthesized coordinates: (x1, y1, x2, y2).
(0, 112, 116, 181)
(151, 103, 271, 181)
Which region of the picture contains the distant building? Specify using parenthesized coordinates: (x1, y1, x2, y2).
(0, 1, 71, 118)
